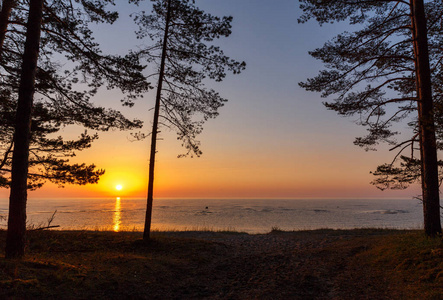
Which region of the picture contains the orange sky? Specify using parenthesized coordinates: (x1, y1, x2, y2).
(0, 124, 421, 200)
(0, 1, 424, 201)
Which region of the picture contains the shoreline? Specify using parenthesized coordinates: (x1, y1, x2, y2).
(0, 198, 424, 234)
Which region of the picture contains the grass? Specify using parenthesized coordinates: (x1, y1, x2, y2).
(0, 229, 441, 299)
(79, 225, 245, 234)
(355, 232, 443, 299)
(0, 230, 224, 299)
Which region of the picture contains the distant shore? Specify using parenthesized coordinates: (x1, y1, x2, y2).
(0, 229, 442, 299)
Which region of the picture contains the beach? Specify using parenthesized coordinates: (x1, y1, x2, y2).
(0, 229, 442, 299)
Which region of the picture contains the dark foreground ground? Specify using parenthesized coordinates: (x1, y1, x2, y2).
(0, 229, 442, 299)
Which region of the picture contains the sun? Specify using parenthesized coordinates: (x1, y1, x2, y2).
(115, 184, 123, 191)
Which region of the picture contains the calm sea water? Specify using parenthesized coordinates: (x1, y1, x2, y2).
(0, 198, 425, 233)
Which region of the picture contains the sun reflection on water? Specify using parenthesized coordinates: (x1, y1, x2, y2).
(113, 197, 121, 232)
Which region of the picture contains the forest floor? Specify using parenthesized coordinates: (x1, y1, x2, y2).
(0, 229, 442, 299)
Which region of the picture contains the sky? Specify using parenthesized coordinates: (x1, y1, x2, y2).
(1, 0, 422, 200)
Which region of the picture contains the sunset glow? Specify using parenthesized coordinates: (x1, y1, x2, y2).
(0, 1, 423, 202)
(113, 197, 121, 232)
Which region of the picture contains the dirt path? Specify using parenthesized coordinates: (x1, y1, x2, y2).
(151, 230, 393, 299)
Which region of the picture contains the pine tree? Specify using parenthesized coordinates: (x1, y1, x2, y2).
(5, 0, 45, 259)
(3, 0, 150, 258)
(0, 1, 149, 189)
(299, 0, 442, 236)
(133, 0, 245, 240)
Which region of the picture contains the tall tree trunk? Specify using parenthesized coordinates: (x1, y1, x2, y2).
(5, 0, 44, 259)
(0, 0, 15, 54)
(143, 0, 172, 241)
(410, 0, 442, 236)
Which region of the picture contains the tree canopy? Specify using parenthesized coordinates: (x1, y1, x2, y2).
(299, 0, 442, 235)
(299, 0, 443, 190)
(133, 0, 245, 157)
(133, 0, 246, 239)
(0, 0, 151, 190)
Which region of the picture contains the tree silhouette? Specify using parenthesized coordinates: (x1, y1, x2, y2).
(5, 0, 45, 259)
(133, 0, 245, 240)
(299, 0, 441, 236)
(3, 0, 150, 258)
(0, 1, 150, 190)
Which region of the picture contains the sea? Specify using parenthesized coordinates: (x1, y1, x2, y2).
(0, 198, 425, 233)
